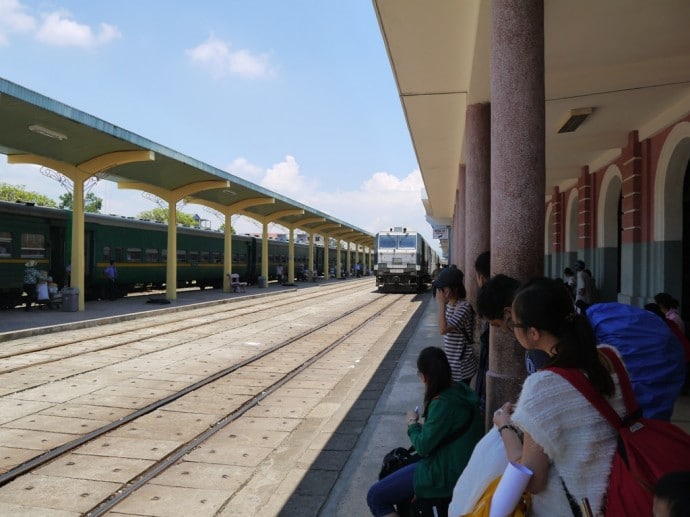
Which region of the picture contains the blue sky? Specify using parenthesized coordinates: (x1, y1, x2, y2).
(0, 0, 439, 251)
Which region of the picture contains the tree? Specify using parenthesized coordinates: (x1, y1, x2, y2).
(137, 207, 198, 227)
(59, 192, 103, 213)
(218, 223, 236, 234)
(0, 183, 57, 207)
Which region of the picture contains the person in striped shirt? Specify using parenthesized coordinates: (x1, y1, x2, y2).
(433, 267, 477, 384)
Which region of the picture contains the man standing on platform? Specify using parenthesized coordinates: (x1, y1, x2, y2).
(104, 260, 117, 301)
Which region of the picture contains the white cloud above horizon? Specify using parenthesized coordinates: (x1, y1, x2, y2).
(186, 34, 277, 80)
(0, 0, 120, 48)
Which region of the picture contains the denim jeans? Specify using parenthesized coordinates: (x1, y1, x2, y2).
(366, 462, 416, 516)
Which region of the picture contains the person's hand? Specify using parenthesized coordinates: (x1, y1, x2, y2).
(492, 402, 514, 428)
(406, 409, 419, 424)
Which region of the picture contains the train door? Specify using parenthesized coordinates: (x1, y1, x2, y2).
(49, 225, 67, 288)
(246, 238, 258, 284)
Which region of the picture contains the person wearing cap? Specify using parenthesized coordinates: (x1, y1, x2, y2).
(433, 267, 477, 385)
(22, 260, 41, 311)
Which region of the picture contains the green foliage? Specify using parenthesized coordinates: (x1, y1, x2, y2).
(137, 207, 198, 227)
(217, 223, 235, 234)
(0, 183, 57, 207)
(59, 192, 103, 213)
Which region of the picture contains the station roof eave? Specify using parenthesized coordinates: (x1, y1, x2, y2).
(0, 77, 373, 244)
(373, 0, 690, 223)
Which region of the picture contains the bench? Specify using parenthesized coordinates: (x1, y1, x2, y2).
(228, 273, 247, 293)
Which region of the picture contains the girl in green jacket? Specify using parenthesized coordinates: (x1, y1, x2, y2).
(367, 346, 482, 516)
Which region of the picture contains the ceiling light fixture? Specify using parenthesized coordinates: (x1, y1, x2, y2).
(28, 124, 68, 141)
(557, 107, 594, 134)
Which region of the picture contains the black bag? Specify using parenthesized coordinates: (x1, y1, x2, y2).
(378, 446, 420, 480)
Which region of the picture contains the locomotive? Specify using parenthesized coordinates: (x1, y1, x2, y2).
(373, 227, 437, 292)
(0, 200, 352, 308)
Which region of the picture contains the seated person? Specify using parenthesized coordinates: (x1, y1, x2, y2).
(367, 347, 482, 517)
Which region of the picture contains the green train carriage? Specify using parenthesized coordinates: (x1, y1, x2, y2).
(0, 200, 322, 307)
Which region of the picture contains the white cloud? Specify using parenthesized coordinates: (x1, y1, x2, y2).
(225, 157, 263, 180)
(186, 34, 276, 79)
(0, 1, 119, 48)
(35, 10, 121, 47)
(260, 155, 317, 197)
(0, 0, 36, 45)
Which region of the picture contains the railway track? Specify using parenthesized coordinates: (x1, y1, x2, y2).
(0, 284, 424, 515)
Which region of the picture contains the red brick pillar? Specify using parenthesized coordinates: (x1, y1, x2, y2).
(577, 166, 594, 254)
(619, 131, 644, 303)
(465, 102, 491, 307)
(551, 186, 562, 256)
(487, 0, 545, 419)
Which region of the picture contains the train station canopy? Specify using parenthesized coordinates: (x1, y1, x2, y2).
(373, 0, 690, 227)
(0, 77, 373, 247)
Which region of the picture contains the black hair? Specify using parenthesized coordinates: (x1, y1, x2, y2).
(452, 269, 467, 299)
(476, 274, 520, 320)
(474, 251, 490, 281)
(563, 267, 574, 275)
(644, 302, 665, 320)
(417, 346, 452, 418)
(654, 292, 680, 310)
(654, 471, 690, 517)
(512, 277, 614, 397)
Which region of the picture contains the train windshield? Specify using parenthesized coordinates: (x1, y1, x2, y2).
(397, 235, 417, 248)
(377, 234, 417, 249)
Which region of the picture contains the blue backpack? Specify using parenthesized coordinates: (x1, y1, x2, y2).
(586, 302, 685, 420)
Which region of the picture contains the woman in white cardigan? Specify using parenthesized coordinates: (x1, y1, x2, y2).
(492, 277, 626, 516)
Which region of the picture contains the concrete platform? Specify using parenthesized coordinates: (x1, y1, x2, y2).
(0, 277, 355, 342)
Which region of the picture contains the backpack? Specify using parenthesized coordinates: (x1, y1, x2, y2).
(547, 347, 690, 516)
(378, 446, 420, 480)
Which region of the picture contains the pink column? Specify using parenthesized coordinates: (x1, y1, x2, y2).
(465, 102, 491, 307)
(487, 0, 546, 418)
(455, 164, 467, 270)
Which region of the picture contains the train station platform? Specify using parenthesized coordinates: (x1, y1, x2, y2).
(0, 277, 344, 342)
(1, 284, 688, 516)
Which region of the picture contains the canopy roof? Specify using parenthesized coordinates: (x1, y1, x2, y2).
(373, 0, 690, 224)
(0, 77, 373, 246)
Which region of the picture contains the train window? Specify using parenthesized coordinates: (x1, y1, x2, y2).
(0, 232, 12, 257)
(177, 250, 187, 262)
(211, 251, 221, 263)
(127, 248, 142, 262)
(103, 246, 111, 261)
(200, 251, 210, 263)
(398, 235, 417, 248)
(377, 235, 397, 249)
(114, 248, 123, 262)
(146, 249, 158, 262)
(189, 250, 199, 263)
(20, 233, 45, 258)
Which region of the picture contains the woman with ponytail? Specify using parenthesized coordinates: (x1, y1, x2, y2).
(492, 277, 626, 516)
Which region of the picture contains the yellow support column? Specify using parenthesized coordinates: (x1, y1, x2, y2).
(336, 240, 342, 279)
(309, 233, 315, 278)
(166, 203, 178, 300)
(346, 242, 352, 277)
(71, 179, 86, 310)
(224, 213, 232, 292)
(323, 235, 329, 280)
(261, 222, 269, 286)
(288, 227, 295, 284)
